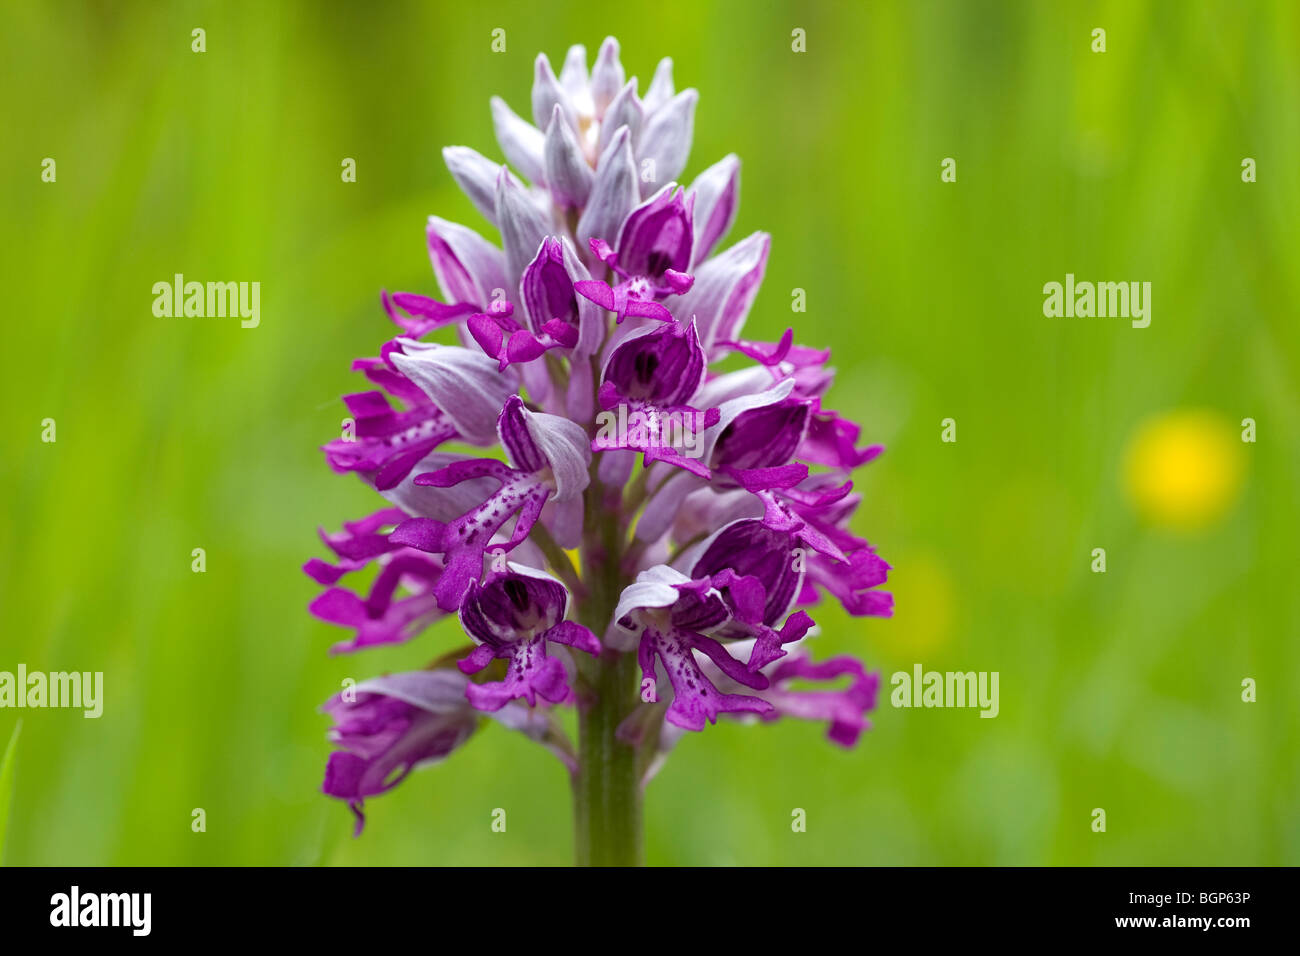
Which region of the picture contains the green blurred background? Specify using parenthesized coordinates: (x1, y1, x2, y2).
(2, 0, 1297, 865)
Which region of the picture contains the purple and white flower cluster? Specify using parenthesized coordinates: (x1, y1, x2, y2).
(307, 38, 892, 836)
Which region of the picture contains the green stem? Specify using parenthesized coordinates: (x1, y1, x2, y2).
(572, 478, 643, 866)
(530, 521, 585, 597)
(573, 651, 643, 866)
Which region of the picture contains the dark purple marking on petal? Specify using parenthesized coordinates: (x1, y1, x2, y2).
(603, 321, 706, 406)
(710, 397, 812, 471)
(615, 185, 695, 281)
(497, 395, 546, 473)
(692, 519, 802, 627)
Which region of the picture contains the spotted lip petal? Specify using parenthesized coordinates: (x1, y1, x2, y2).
(613, 564, 779, 732)
(322, 386, 459, 491)
(637, 626, 772, 732)
(388, 398, 591, 610)
(393, 460, 550, 611)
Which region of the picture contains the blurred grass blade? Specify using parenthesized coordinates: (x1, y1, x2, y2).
(0, 721, 21, 865)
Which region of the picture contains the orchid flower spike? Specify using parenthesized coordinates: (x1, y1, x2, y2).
(307, 38, 892, 863)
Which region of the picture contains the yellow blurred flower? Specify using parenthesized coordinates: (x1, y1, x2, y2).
(872, 551, 952, 657)
(1122, 410, 1245, 530)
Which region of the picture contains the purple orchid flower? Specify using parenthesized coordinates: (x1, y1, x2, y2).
(322, 669, 571, 835)
(574, 185, 697, 323)
(321, 671, 479, 836)
(606, 519, 818, 732)
(458, 564, 601, 710)
(306, 38, 894, 864)
(388, 395, 590, 611)
(466, 299, 579, 372)
(686, 518, 814, 670)
(520, 236, 605, 357)
(611, 565, 775, 732)
(321, 339, 506, 491)
(592, 319, 721, 476)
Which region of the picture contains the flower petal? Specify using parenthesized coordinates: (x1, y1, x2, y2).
(576, 126, 639, 254)
(497, 395, 592, 501)
(426, 215, 509, 308)
(490, 95, 546, 185)
(531, 52, 579, 132)
(559, 43, 588, 95)
(599, 79, 643, 154)
(590, 36, 625, 119)
(637, 89, 697, 197)
(615, 184, 695, 281)
(638, 626, 772, 731)
(689, 154, 740, 263)
(543, 104, 594, 209)
(442, 146, 500, 227)
(642, 57, 675, 114)
(495, 167, 554, 290)
(520, 236, 603, 356)
(321, 670, 479, 834)
(387, 341, 515, 445)
(691, 519, 803, 626)
(672, 231, 770, 354)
